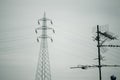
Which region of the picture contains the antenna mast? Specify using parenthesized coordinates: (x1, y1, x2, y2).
(70, 25, 120, 80)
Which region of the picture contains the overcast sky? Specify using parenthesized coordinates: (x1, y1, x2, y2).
(0, 0, 120, 80)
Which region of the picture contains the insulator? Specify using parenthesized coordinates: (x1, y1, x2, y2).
(37, 38, 39, 42)
(35, 29, 37, 33)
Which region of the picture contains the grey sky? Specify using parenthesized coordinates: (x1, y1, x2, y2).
(0, 0, 120, 80)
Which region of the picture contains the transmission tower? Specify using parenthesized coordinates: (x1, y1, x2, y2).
(70, 25, 120, 80)
(35, 12, 55, 80)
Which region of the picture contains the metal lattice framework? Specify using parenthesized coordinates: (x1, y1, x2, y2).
(35, 13, 55, 80)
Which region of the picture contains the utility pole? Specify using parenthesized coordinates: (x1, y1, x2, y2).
(70, 25, 120, 80)
(97, 25, 102, 80)
(35, 12, 55, 80)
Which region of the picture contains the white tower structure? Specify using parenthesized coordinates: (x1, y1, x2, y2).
(35, 13, 55, 80)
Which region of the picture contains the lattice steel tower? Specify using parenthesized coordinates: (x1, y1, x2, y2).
(35, 13, 55, 80)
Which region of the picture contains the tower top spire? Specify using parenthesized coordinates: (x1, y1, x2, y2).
(44, 12, 46, 18)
